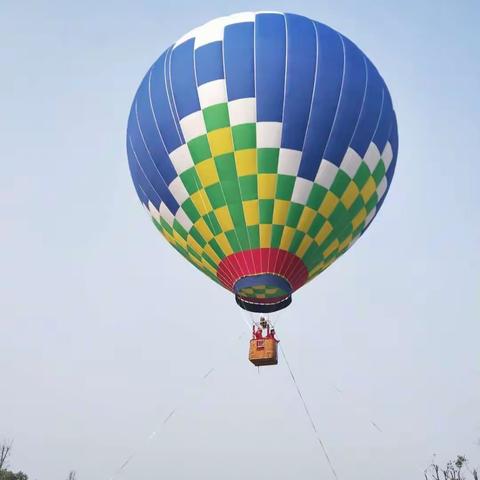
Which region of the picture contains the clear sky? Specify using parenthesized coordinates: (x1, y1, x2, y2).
(1, 1, 479, 479)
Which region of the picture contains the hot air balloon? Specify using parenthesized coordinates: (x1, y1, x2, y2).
(127, 12, 398, 319)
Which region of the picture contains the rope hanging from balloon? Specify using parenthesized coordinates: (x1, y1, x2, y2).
(108, 332, 245, 479)
(279, 344, 339, 480)
(109, 365, 216, 479)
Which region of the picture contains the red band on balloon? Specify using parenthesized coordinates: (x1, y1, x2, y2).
(217, 248, 308, 293)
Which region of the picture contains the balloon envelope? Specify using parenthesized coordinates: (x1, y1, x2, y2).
(127, 12, 398, 312)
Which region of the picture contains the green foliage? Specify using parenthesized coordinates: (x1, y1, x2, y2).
(0, 471, 28, 480)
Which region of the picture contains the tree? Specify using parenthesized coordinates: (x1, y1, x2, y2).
(425, 455, 478, 480)
(0, 442, 28, 480)
(0, 472, 28, 480)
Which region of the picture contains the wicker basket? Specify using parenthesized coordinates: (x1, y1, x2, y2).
(249, 338, 278, 366)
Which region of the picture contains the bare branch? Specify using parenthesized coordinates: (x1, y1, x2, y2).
(0, 442, 12, 469)
(425, 456, 478, 480)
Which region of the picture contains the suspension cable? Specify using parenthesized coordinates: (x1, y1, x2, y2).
(240, 308, 254, 331)
(279, 344, 339, 480)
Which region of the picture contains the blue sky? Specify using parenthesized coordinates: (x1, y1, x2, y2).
(1, 1, 479, 479)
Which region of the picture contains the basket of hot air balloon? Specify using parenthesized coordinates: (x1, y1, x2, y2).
(249, 338, 278, 367)
(127, 12, 398, 316)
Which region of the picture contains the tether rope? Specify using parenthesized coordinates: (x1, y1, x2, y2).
(280, 344, 339, 480)
(109, 330, 246, 479)
(109, 365, 214, 480)
(327, 382, 383, 433)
